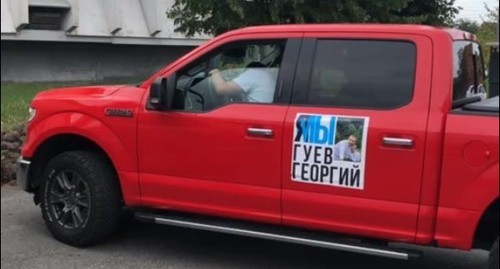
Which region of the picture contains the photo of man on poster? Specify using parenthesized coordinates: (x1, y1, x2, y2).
(332, 117, 365, 163)
(333, 134, 362, 162)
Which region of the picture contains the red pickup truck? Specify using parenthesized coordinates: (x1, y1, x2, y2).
(17, 25, 499, 268)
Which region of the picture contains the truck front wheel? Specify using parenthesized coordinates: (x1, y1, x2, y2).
(39, 151, 122, 246)
(490, 237, 499, 269)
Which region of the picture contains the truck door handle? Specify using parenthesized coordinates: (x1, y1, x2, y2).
(382, 137, 414, 147)
(247, 128, 274, 138)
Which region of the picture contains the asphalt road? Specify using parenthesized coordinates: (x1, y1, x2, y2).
(1, 185, 489, 269)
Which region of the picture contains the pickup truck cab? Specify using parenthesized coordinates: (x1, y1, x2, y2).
(17, 24, 499, 268)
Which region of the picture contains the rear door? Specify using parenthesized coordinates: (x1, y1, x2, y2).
(281, 33, 433, 242)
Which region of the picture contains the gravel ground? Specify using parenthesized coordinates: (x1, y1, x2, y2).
(1, 185, 489, 269)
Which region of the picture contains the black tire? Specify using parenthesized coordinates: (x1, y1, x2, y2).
(489, 238, 499, 269)
(39, 151, 122, 246)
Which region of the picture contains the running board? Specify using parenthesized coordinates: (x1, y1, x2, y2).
(135, 212, 420, 260)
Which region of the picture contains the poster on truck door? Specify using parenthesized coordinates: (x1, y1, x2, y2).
(292, 114, 369, 190)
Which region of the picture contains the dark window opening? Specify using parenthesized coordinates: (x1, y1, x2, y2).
(298, 40, 416, 109)
(488, 47, 499, 97)
(453, 41, 487, 101)
(171, 40, 287, 112)
(26, 7, 69, 30)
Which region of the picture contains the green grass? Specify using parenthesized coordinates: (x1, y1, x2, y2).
(1, 80, 142, 131)
(0, 82, 88, 131)
(2, 83, 46, 131)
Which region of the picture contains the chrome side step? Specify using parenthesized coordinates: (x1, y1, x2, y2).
(135, 212, 419, 260)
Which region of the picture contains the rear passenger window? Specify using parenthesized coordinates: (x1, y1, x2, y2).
(303, 40, 416, 109)
(453, 41, 486, 101)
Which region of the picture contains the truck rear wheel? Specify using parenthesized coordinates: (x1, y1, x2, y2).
(39, 151, 122, 246)
(490, 238, 499, 269)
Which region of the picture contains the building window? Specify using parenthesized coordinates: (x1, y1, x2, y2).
(26, 6, 69, 30)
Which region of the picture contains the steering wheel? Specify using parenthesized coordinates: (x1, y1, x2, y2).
(182, 72, 222, 111)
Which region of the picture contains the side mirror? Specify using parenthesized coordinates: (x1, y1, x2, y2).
(148, 77, 175, 110)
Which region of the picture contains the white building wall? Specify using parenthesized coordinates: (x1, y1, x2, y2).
(119, 0, 150, 37)
(1, 0, 29, 33)
(0, 0, 209, 82)
(73, 0, 110, 36)
(1, 0, 209, 45)
(0, 0, 15, 33)
(1, 41, 195, 82)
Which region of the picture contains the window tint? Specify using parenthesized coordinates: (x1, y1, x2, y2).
(172, 40, 286, 112)
(303, 40, 416, 109)
(453, 41, 486, 101)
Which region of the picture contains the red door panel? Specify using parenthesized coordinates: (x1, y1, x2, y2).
(138, 104, 287, 223)
(282, 33, 433, 243)
(136, 35, 302, 224)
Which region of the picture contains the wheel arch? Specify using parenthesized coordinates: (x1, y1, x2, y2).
(23, 112, 140, 205)
(474, 197, 500, 250)
(28, 133, 122, 202)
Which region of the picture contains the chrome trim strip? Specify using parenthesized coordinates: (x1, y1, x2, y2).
(153, 216, 410, 260)
(17, 159, 31, 165)
(247, 128, 274, 137)
(16, 158, 31, 191)
(382, 137, 414, 147)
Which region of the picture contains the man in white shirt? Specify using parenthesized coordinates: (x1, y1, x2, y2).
(350, 144, 362, 163)
(208, 66, 278, 103)
(334, 135, 360, 162)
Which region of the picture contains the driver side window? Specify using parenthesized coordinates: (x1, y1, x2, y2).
(172, 40, 286, 112)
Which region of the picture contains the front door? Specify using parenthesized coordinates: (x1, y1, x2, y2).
(138, 37, 301, 224)
(281, 33, 433, 242)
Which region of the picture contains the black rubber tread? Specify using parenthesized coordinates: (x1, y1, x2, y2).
(39, 151, 122, 247)
(489, 237, 499, 269)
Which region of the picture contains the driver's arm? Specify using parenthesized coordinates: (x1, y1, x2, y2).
(209, 69, 243, 95)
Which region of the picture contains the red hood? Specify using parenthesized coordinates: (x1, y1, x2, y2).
(34, 85, 125, 100)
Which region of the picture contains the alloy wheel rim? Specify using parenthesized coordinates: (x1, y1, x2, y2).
(49, 170, 91, 230)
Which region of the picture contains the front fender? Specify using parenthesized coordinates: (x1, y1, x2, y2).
(23, 112, 137, 172)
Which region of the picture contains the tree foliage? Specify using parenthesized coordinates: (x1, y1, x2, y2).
(476, 5, 499, 68)
(484, 4, 499, 22)
(455, 18, 480, 34)
(167, 0, 459, 37)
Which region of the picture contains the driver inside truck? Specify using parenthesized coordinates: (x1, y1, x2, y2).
(208, 45, 282, 103)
